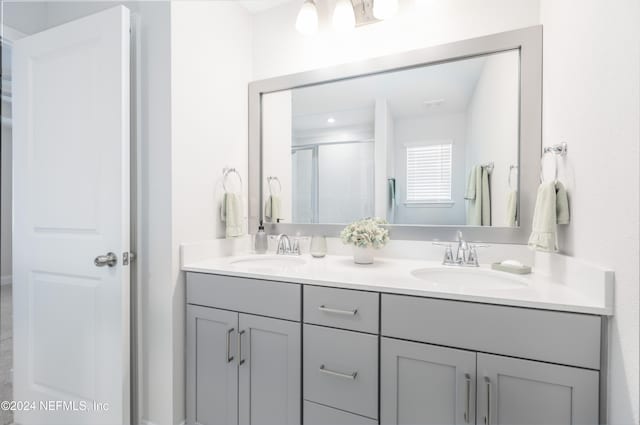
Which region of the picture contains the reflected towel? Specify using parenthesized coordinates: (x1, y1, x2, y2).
(221, 192, 244, 238)
(466, 166, 491, 226)
(528, 181, 570, 251)
(264, 195, 282, 222)
(465, 166, 479, 201)
(506, 190, 518, 227)
(555, 182, 570, 225)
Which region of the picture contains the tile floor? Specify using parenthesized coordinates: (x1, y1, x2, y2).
(0, 284, 12, 425)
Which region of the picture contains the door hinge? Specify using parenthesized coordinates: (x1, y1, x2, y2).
(123, 251, 137, 266)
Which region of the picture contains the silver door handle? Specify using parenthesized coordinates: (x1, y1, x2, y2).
(94, 252, 118, 267)
(484, 377, 491, 425)
(319, 364, 357, 380)
(318, 305, 358, 316)
(226, 328, 234, 363)
(464, 373, 471, 423)
(238, 330, 246, 366)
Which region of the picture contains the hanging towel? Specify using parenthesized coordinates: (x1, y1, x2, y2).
(481, 167, 491, 226)
(465, 166, 479, 201)
(506, 190, 518, 227)
(264, 195, 282, 222)
(221, 192, 244, 238)
(466, 166, 491, 226)
(528, 181, 571, 252)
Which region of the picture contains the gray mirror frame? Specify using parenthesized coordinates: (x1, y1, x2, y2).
(249, 26, 542, 244)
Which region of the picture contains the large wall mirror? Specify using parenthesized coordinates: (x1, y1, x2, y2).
(249, 26, 542, 243)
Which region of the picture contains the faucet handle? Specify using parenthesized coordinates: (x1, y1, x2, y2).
(443, 245, 455, 265)
(466, 246, 479, 267)
(291, 238, 301, 255)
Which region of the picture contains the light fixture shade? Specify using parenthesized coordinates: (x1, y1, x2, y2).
(332, 0, 356, 31)
(296, 0, 318, 35)
(373, 0, 398, 20)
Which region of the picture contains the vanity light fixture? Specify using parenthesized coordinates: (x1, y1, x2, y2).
(295, 0, 319, 35)
(296, 0, 396, 35)
(327, 117, 336, 123)
(333, 0, 356, 31)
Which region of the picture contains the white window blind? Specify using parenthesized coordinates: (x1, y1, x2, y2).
(406, 143, 452, 202)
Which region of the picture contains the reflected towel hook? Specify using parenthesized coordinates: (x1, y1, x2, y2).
(508, 165, 518, 190)
(267, 176, 282, 195)
(482, 162, 494, 174)
(222, 167, 242, 193)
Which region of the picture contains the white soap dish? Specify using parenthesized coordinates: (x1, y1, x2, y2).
(491, 261, 532, 275)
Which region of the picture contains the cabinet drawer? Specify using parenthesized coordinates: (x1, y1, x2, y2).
(304, 401, 378, 425)
(187, 272, 300, 321)
(304, 286, 379, 333)
(382, 294, 601, 369)
(304, 325, 378, 419)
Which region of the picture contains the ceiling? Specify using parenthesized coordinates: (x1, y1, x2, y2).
(237, 0, 296, 14)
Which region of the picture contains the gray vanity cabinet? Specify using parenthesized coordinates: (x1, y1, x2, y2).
(187, 306, 301, 425)
(186, 272, 302, 425)
(380, 338, 476, 425)
(476, 353, 599, 425)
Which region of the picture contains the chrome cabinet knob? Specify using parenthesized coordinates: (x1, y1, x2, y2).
(94, 252, 118, 267)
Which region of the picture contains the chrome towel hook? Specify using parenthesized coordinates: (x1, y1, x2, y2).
(267, 176, 282, 195)
(222, 167, 243, 193)
(540, 142, 568, 183)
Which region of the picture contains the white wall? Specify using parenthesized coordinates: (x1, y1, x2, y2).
(394, 113, 467, 225)
(465, 51, 519, 227)
(171, 3, 252, 424)
(540, 1, 640, 423)
(251, 0, 541, 80)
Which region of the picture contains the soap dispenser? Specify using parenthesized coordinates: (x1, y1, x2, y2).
(254, 222, 268, 254)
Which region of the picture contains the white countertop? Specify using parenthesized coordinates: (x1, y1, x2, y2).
(182, 253, 613, 315)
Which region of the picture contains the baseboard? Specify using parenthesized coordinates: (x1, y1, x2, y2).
(1, 275, 11, 286)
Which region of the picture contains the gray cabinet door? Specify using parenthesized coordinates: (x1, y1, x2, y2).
(238, 313, 301, 425)
(380, 337, 476, 425)
(187, 305, 238, 425)
(476, 353, 599, 425)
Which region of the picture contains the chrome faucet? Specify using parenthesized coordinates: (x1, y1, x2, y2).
(439, 231, 484, 267)
(276, 234, 301, 256)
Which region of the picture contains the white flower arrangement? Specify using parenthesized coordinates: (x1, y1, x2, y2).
(340, 217, 390, 249)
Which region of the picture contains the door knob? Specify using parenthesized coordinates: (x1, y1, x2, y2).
(94, 252, 118, 267)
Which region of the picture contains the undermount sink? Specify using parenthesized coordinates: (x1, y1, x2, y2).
(228, 255, 307, 272)
(411, 267, 528, 290)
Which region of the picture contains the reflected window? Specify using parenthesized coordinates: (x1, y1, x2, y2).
(405, 142, 452, 203)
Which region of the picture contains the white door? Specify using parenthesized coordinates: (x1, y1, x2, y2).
(12, 6, 131, 425)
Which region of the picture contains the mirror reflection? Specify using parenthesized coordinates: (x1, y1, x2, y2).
(262, 49, 520, 227)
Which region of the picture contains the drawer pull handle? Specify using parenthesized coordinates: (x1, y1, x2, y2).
(226, 328, 235, 363)
(318, 305, 358, 316)
(239, 330, 246, 366)
(484, 377, 491, 425)
(319, 364, 358, 380)
(464, 373, 471, 423)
